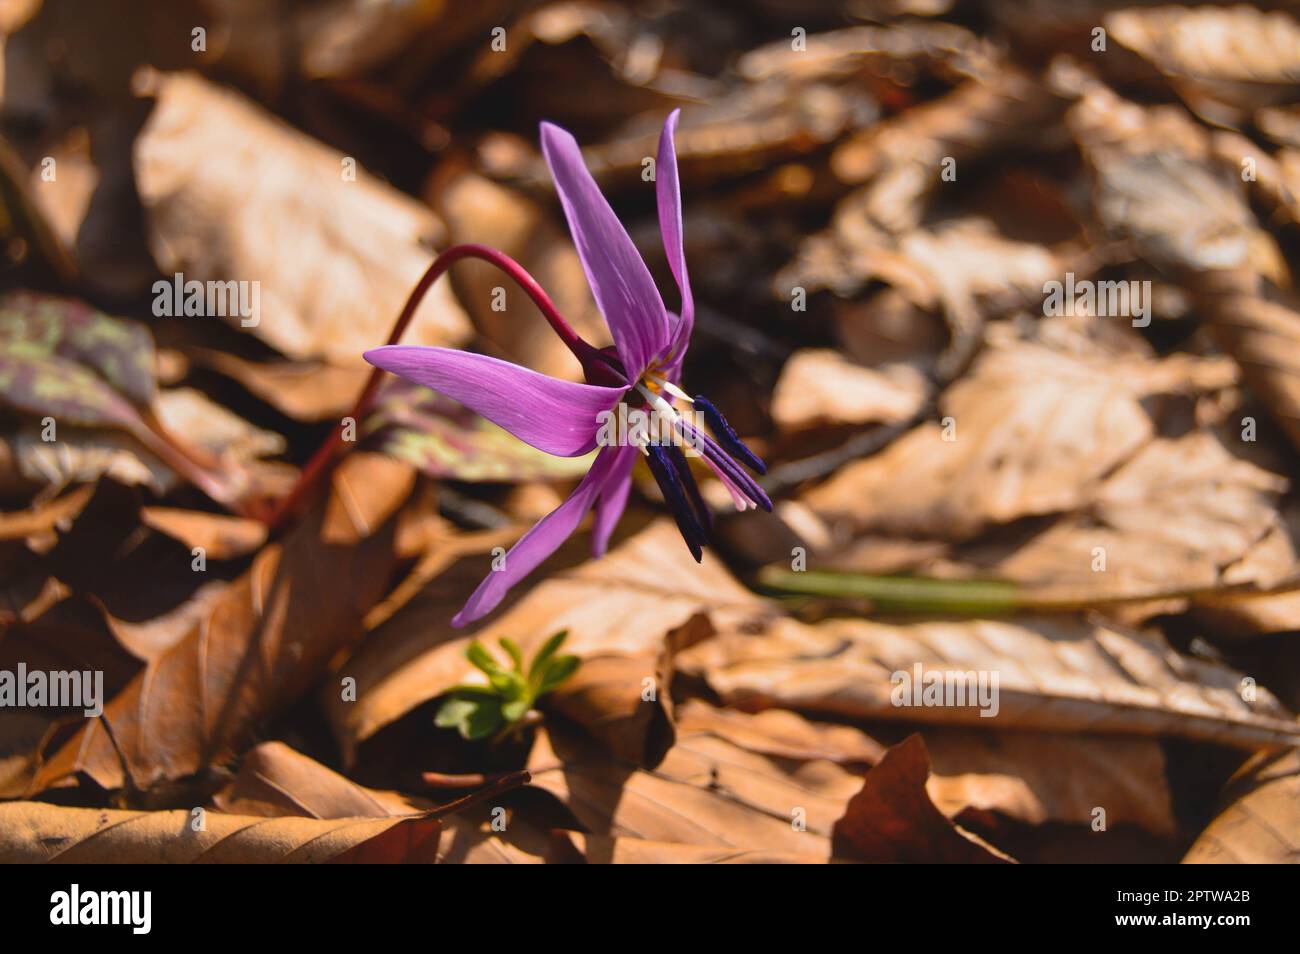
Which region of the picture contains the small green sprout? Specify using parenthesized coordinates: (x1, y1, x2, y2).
(435, 630, 579, 742)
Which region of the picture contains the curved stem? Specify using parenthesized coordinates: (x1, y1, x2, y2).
(262, 244, 608, 531)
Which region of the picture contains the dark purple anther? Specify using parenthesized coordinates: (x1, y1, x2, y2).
(646, 445, 707, 562)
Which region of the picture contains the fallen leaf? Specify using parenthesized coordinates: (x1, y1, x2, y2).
(771, 348, 927, 431)
(831, 734, 1012, 863)
(0, 800, 442, 863)
(526, 724, 862, 858)
(213, 741, 424, 818)
(31, 452, 409, 793)
(1183, 749, 1300, 863)
(922, 728, 1176, 838)
(680, 613, 1300, 748)
(554, 831, 826, 864)
(675, 699, 882, 765)
(802, 333, 1159, 541)
(988, 432, 1289, 601)
(327, 520, 768, 765)
(139, 507, 267, 560)
(133, 70, 470, 364)
(0, 483, 94, 551)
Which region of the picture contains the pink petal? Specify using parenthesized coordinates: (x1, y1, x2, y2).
(590, 445, 638, 556)
(452, 446, 629, 627)
(540, 122, 670, 376)
(364, 345, 622, 457)
(656, 109, 694, 357)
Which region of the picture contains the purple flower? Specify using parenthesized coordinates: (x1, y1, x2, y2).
(365, 111, 769, 627)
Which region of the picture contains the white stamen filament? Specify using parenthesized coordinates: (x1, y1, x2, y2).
(647, 373, 693, 404)
(636, 382, 682, 424)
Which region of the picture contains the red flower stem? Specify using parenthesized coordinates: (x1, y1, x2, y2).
(263, 243, 606, 531)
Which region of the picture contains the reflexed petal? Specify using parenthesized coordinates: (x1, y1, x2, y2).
(364, 345, 621, 457)
(656, 109, 694, 356)
(540, 122, 670, 376)
(590, 444, 637, 556)
(452, 446, 628, 626)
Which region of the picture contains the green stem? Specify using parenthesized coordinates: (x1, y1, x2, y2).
(759, 568, 1021, 615)
(756, 567, 1300, 616)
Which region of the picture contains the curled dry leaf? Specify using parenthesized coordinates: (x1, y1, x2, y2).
(213, 741, 424, 818)
(832, 734, 1012, 863)
(133, 71, 470, 364)
(210, 741, 540, 865)
(31, 452, 410, 794)
(1183, 749, 1300, 864)
(678, 614, 1300, 748)
(0, 800, 442, 863)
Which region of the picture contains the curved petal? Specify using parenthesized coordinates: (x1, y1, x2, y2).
(452, 446, 627, 627)
(656, 109, 694, 356)
(540, 122, 670, 377)
(365, 345, 621, 457)
(590, 445, 637, 556)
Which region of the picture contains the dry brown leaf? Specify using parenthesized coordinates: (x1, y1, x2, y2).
(675, 699, 883, 765)
(526, 724, 862, 858)
(1062, 77, 1285, 277)
(326, 520, 768, 765)
(545, 612, 712, 766)
(802, 335, 1160, 542)
(988, 432, 1289, 602)
(139, 507, 267, 560)
(1183, 749, 1300, 863)
(679, 613, 1300, 748)
(185, 349, 368, 422)
(554, 831, 826, 864)
(213, 741, 424, 819)
(133, 70, 470, 364)
(675, 702, 1175, 837)
(209, 741, 543, 864)
(1107, 6, 1300, 87)
(828, 71, 1060, 232)
(0, 483, 94, 551)
(31, 452, 410, 793)
(772, 348, 927, 432)
(0, 800, 442, 863)
(832, 734, 1012, 863)
(103, 579, 232, 663)
(922, 728, 1176, 838)
(1196, 272, 1300, 454)
(737, 21, 999, 86)
(0, 591, 142, 796)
